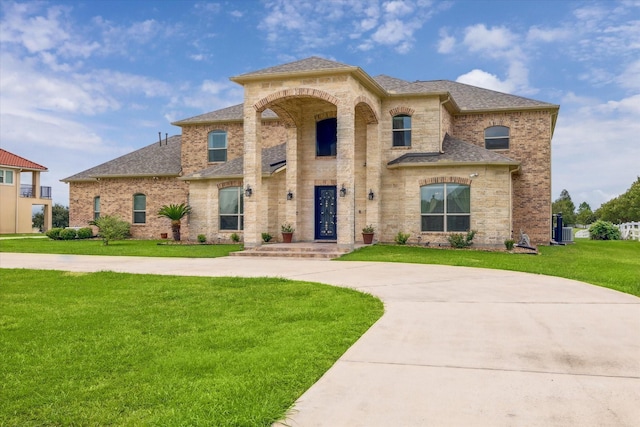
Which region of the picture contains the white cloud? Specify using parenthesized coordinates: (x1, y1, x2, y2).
(456, 69, 515, 93)
(437, 29, 455, 53)
(526, 26, 572, 43)
(463, 24, 517, 54)
(617, 59, 640, 91)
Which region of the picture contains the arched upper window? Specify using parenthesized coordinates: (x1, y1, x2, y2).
(484, 126, 509, 150)
(208, 130, 227, 162)
(316, 118, 337, 156)
(93, 196, 100, 220)
(133, 193, 146, 224)
(421, 183, 470, 232)
(219, 187, 244, 231)
(392, 114, 411, 147)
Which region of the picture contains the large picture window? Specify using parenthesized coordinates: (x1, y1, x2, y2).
(208, 130, 227, 162)
(485, 126, 509, 149)
(316, 118, 337, 156)
(421, 183, 470, 232)
(93, 196, 100, 220)
(133, 193, 146, 224)
(219, 187, 244, 230)
(392, 114, 411, 147)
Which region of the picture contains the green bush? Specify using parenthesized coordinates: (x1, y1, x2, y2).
(262, 232, 273, 242)
(504, 239, 515, 250)
(89, 215, 131, 245)
(46, 228, 62, 240)
(394, 231, 410, 245)
(589, 220, 621, 240)
(59, 228, 77, 240)
(448, 230, 477, 248)
(197, 234, 207, 243)
(230, 233, 240, 243)
(77, 227, 93, 239)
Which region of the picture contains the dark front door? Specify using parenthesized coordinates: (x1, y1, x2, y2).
(315, 186, 337, 240)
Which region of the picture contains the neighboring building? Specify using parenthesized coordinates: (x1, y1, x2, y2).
(0, 149, 52, 234)
(63, 57, 559, 247)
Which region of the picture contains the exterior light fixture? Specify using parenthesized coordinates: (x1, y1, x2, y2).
(245, 185, 252, 197)
(287, 190, 294, 200)
(339, 185, 347, 197)
(368, 189, 375, 200)
(469, 173, 479, 178)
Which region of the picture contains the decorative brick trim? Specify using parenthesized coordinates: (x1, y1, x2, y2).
(314, 179, 337, 186)
(354, 96, 379, 124)
(419, 176, 472, 186)
(389, 106, 415, 117)
(254, 88, 339, 112)
(217, 180, 242, 189)
(315, 111, 337, 121)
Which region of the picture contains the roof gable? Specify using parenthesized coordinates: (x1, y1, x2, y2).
(0, 149, 47, 171)
(233, 56, 354, 79)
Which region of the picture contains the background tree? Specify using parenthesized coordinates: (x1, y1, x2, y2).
(32, 210, 44, 229)
(52, 204, 69, 228)
(595, 177, 640, 223)
(157, 203, 192, 241)
(576, 202, 596, 225)
(552, 189, 576, 226)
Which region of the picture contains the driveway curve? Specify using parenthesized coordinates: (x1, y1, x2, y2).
(2, 253, 639, 426)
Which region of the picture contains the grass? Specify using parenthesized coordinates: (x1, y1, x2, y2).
(0, 269, 383, 426)
(340, 239, 640, 297)
(0, 237, 241, 258)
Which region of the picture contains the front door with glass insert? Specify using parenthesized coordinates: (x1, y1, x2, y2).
(315, 186, 337, 240)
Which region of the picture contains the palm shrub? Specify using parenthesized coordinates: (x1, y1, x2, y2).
(157, 203, 192, 241)
(589, 220, 621, 240)
(89, 215, 131, 245)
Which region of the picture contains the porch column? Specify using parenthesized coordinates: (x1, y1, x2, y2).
(285, 126, 298, 230)
(366, 122, 382, 237)
(243, 106, 262, 248)
(336, 102, 356, 250)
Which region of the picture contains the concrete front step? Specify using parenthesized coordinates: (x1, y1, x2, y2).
(229, 243, 356, 259)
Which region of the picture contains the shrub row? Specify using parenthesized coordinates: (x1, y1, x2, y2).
(46, 227, 94, 240)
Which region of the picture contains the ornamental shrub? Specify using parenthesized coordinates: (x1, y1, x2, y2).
(589, 220, 621, 240)
(197, 234, 207, 243)
(59, 228, 77, 240)
(77, 227, 93, 239)
(504, 239, 515, 250)
(89, 215, 131, 245)
(46, 228, 62, 240)
(448, 230, 476, 248)
(262, 232, 273, 242)
(395, 231, 410, 245)
(230, 233, 240, 243)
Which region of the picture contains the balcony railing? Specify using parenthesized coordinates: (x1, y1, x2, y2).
(20, 184, 52, 199)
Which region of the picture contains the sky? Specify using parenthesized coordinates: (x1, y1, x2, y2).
(1, 0, 639, 211)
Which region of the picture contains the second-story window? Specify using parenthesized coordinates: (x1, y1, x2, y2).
(0, 169, 14, 184)
(316, 118, 337, 156)
(208, 130, 227, 162)
(485, 126, 510, 149)
(93, 196, 100, 220)
(392, 114, 411, 147)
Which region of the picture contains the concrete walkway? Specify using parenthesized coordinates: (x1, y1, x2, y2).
(1, 253, 639, 426)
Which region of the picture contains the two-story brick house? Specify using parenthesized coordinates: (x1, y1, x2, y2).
(63, 57, 559, 248)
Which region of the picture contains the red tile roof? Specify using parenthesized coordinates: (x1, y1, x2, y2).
(0, 149, 48, 171)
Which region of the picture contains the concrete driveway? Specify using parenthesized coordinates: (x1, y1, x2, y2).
(1, 253, 639, 426)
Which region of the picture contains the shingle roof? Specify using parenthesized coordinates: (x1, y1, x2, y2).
(233, 56, 354, 78)
(172, 104, 279, 125)
(0, 149, 47, 171)
(387, 134, 519, 167)
(182, 143, 286, 180)
(62, 135, 182, 182)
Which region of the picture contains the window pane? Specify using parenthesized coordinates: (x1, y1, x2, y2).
(220, 216, 238, 230)
(421, 185, 444, 213)
(133, 194, 146, 210)
(446, 184, 470, 213)
(485, 126, 509, 138)
(447, 215, 470, 232)
(316, 118, 337, 156)
(94, 197, 100, 211)
(485, 138, 509, 149)
(208, 131, 227, 149)
(422, 215, 444, 231)
(393, 115, 411, 129)
(219, 188, 239, 214)
(134, 212, 146, 224)
(209, 149, 227, 162)
(6, 170, 13, 184)
(392, 130, 411, 147)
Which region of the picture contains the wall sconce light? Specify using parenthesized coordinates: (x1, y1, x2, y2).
(287, 190, 294, 200)
(339, 185, 347, 197)
(245, 185, 252, 197)
(469, 173, 479, 178)
(368, 189, 375, 200)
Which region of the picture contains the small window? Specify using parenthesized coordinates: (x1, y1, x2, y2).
(208, 130, 227, 162)
(392, 115, 411, 147)
(316, 118, 337, 156)
(219, 187, 244, 231)
(485, 126, 509, 149)
(93, 196, 100, 220)
(421, 183, 470, 232)
(0, 169, 14, 184)
(133, 193, 146, 224)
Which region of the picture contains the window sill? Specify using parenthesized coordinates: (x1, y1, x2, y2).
(391, 146, 412, 150)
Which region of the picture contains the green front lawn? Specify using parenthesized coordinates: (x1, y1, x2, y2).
(0, 270, 383, 426)
(340, 240, 640, 297)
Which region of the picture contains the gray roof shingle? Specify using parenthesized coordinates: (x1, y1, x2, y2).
(233, 56, 354, 78)
(182, 143, 286, 180)
(62, 135, 182, 182)
(388, 134, 519, 167)
(172, 104, 278, 125)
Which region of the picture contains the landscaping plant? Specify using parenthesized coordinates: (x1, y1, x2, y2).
(157, 203, 192, 241)
(589, 220, 621, 240)
(89, 215, 131, 245)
